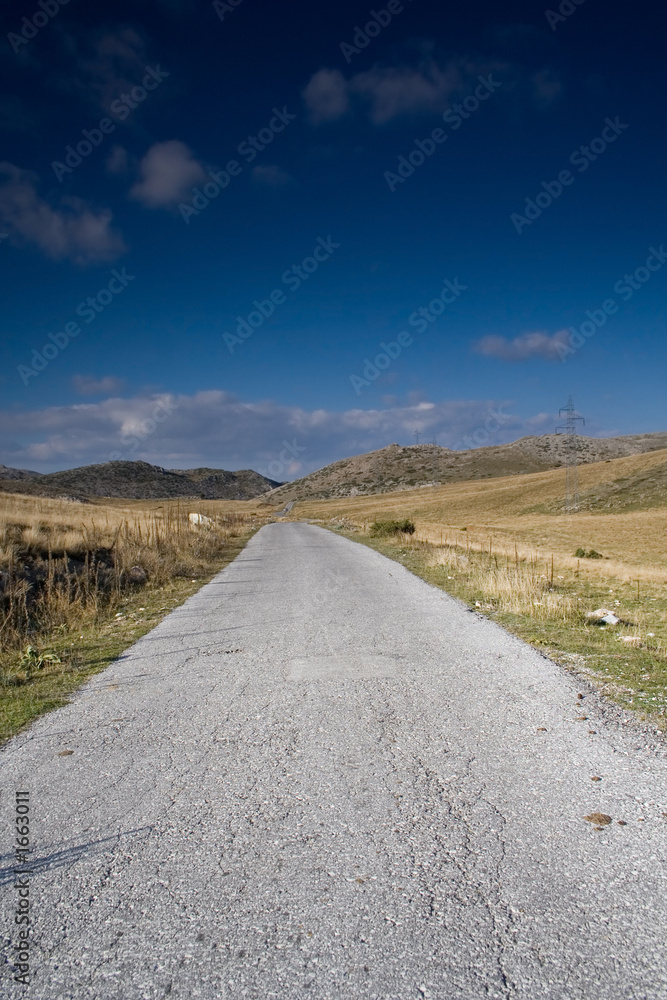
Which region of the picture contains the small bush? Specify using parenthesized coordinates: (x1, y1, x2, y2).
(575, 548, 604, 559)
(370, 519, 416, 537)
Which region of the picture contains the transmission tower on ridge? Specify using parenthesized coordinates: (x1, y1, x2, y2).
(556, 395, 585, 512)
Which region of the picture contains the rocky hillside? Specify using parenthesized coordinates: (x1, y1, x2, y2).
(0, 461, 281, 501)
(262, 433, 667, 504)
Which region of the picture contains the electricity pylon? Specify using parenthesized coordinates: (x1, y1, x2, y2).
(556, 396, 585, 512)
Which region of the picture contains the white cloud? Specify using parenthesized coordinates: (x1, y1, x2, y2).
(303, 69, 351, 124)
(0, 389, 536, 474)
(63, 27, 147, 113)
(352, 61, 471, 124)
(303, 54, 562, 125)
(473, 330, 571, 362)
(0, 162, 126, 265)
(72, 375, 126, 396)
(130, 141, 207, 207)
(251, 165, 294, 188)
(106, 145, 131, 174)
(304, 57, 494, 125)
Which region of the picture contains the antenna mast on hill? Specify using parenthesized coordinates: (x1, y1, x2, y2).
(414, 428, 420, 446)
(556, 395, 585, 512)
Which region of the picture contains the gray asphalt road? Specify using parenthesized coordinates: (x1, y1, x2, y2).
(2, 522, 667, 999)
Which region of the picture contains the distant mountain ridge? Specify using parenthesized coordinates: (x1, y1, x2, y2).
(3, 432, 667, 503)
(261, 432, 667, 503)
(0, 464, 41, 480)
(0, 461, 281, 500)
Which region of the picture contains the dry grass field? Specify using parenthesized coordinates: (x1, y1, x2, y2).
(289, 449, 667, 583)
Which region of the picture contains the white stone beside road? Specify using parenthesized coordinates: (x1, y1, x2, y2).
(1, 522, 666, 999)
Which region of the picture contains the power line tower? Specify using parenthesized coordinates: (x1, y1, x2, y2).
(414, 427, 420, 446)
(556, 395, 585, 512)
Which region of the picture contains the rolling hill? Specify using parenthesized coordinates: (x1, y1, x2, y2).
(261, 433, 667, 504)
(0, 461, 281, 501)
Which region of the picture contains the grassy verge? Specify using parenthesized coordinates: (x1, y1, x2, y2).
(0, 520, 257, 744)
(327, 524, 667, 728)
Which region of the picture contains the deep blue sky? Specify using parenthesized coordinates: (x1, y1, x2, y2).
(1, 0, 664, 476)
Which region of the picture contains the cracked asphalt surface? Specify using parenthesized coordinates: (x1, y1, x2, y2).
(2, 522, 667, 999)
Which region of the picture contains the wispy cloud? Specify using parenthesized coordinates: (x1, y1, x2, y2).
(304, 60, 475, 125)
(129, 141, 207, 207)
(348, 60, 474, 124)
(0, 389, 536, 473)
(252, 165, 294, 188)
(0, 162, 126, 265)
(106, 145, 131, 174)
(60, 26, 147, 113)
(303, 69, 351, 124)
(303, 52, 561, 125)
(72, 375, 126, 396)
(473, 330, 571, 362)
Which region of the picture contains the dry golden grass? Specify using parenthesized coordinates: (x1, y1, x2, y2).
(425, 545, 581, 622)
(0, 491, 261, 531)
(0, 492, 265, 657)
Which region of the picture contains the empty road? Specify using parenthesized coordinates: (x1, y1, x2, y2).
(2, 522, 667, 999)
